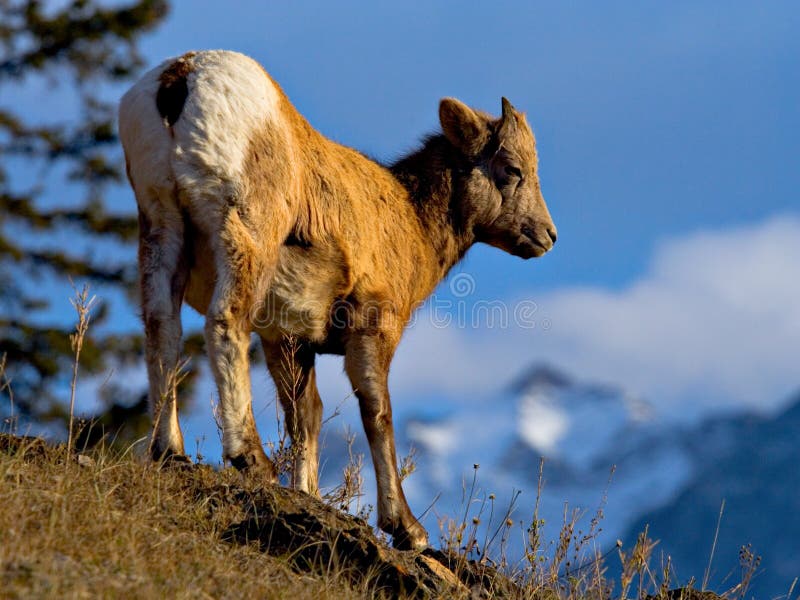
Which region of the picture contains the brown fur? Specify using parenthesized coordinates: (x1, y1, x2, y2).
(128, 54, 556, 550)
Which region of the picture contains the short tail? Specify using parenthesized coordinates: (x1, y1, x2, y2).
(155, 52, 196, 127)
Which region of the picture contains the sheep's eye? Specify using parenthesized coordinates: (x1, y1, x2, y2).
(504, 165, 523, 179)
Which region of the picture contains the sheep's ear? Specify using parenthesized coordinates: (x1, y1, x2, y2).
(439, 97, 489, 156)
(498, 96, 519, 139)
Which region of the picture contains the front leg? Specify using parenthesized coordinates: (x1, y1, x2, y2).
(344, 330, 428, 550)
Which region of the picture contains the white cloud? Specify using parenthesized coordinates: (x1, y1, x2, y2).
(378, 215, 800, 419)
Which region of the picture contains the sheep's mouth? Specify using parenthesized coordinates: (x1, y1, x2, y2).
(515, 226, 551, 259)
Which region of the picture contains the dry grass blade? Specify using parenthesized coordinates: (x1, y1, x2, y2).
(702, 499, 725, 592)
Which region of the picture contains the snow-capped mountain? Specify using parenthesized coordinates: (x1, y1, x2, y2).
(510, 364, 653, 472)
(400, 364, 696, 552)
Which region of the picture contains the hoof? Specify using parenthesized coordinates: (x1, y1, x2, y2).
(159, 454, 194, 471)
(385, 520, 429, 551)
(229, 449, 278, 484)
(151, 447, 192, 470)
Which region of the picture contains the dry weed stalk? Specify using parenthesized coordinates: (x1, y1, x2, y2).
(703, 499, 725, 591)
(734, 543, 761, 599)
(1, 353, 15, 433)
(67, 283, 96, 458)
(617, 526, 658, 600)
(550, 503, 580, 587)
(785, 577, 797, 600)
(147, 357, 190, 459)
(267, 336, 303, 481)
(398, 445, 417, 482)
(324, 428, 366, 513)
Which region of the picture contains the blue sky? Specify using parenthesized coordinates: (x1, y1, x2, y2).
(7, 2, 800, 448)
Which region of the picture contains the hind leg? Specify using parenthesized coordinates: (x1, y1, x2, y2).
(138, 199, 188, 460)
(204, 207, 282, 480)
(263, 336, 323, 495)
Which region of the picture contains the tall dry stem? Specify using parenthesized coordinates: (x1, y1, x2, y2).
(702, 499, 725, 591)
(398, 445, 417, 482)
(617, 526, 657, 600)
(67, 283, 95, 458)
(736, 543, 761, 599)
(526, 457, 547, 577)
(147, 358, 190, 459)
(324, 428, 365, 512)
(1, 353, 15, 433)
(268, 335, 302, 480)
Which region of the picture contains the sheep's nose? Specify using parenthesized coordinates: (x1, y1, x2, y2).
(547, 227, 558, 245)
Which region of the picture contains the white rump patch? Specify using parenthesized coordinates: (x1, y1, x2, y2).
(119, 50, 283, 208)
(170, 50, 282, 191)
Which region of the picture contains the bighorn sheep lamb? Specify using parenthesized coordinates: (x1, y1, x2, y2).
(119, 50, 556, 549)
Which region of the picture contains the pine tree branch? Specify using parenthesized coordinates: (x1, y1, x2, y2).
(0, 0, 168, 80)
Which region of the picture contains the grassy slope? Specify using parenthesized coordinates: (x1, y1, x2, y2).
(0, 437, 369, 599)
(0, 435, 732, 599)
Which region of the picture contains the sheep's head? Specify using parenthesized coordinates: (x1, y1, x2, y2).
(440, 97, 557, 258)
